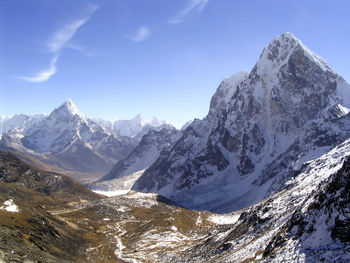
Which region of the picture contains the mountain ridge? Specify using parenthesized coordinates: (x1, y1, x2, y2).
(132, 32, 350, 213)
(0, 100, 138, 180)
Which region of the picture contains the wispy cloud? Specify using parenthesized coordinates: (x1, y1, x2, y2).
(19, 4, 98, 83)
(128, 26, 150, 42)
(65, 43, 94, 57)
(18, 55, 59, 83)
(47, 4, 99, 52)
(168, 0, 208, 24)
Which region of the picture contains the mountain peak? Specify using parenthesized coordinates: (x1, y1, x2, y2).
(62, 98, 78, 112)
(132, 114, 144, 124)
(280, 31, 296, 38)
(149, 116, 169, 127)
(50, 99, 86, 121)
(255, 32, 335, 79)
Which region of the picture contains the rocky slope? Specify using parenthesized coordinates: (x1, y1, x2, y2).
(0, 150, 232, 263)
(0, 99, 137, 178)
(0, 150, 103, 262)
(133, 32, 350, 212)
(172, 138, 350, 262)
(262, 155, 350, 262)
(89, 127, 182, 192)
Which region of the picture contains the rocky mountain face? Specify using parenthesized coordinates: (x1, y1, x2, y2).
(0, 99, 137, 176)
(133, 32, 350, 212)
(262, 153, 350, 262)
(172, 137, 350, 263)
(89, 127, 182, 191)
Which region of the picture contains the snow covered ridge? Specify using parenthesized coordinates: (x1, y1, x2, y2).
(174, 138, 350, 262)
(94, 113, 175, 138)
(256, 32, 336, 80)
(0, 99, 138, 175)
(0, 114, 46, 138)
(0, 98, 182, 177)
(1, 99, 177, 140)
(133, 32, 350, 213)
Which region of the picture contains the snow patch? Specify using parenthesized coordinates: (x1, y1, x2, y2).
(0, 199, 19, 213)
(208, 214, 240, 225)
(92, 190, 130, 197)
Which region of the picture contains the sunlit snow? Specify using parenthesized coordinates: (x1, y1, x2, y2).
(0, 199, 19, 213)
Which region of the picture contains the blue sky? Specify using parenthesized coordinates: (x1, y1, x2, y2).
(1, 0, 350, 128)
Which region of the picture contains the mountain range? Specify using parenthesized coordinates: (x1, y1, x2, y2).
(1, 32, 350, 262)
(0, 99, 176, 182)
(94, 114, 174, 139)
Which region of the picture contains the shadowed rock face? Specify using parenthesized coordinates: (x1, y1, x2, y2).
(133, 33, 350, 212)
(0, 151, 101, 199)
(168, 139, 350, 263)
(96, 127, 181, 183)
(302, 157, 350, 243)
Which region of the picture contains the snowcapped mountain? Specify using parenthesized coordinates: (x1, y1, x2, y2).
(113, 114, 174, 138)
(93, 114, 174, 139)
(113, 114, 145, 137)
(89, 127, 182, 191)
(0, 114, 46, 138)
(132, 32, 350, 213)
(0, 99, 137, 176)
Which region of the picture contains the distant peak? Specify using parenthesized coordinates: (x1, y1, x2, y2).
(131, 114, 144, 125)
(150, 116, 160, 125)
(63, 98, 77, 109)
(51, 99, 86, 120)
(280, 32, 297, 41)
(149, 116, 170, 127)
(133, 114, 143, 120)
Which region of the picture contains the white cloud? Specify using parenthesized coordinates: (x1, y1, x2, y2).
(128, 26, 150, 42)
(18, 4, 98, 83)
(18, 55, 59, 83)
(47, 4, 99, 52)
(65, 43, 94, 57)
(168, 0, 208, 24)
(47, 19, 88, 52)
